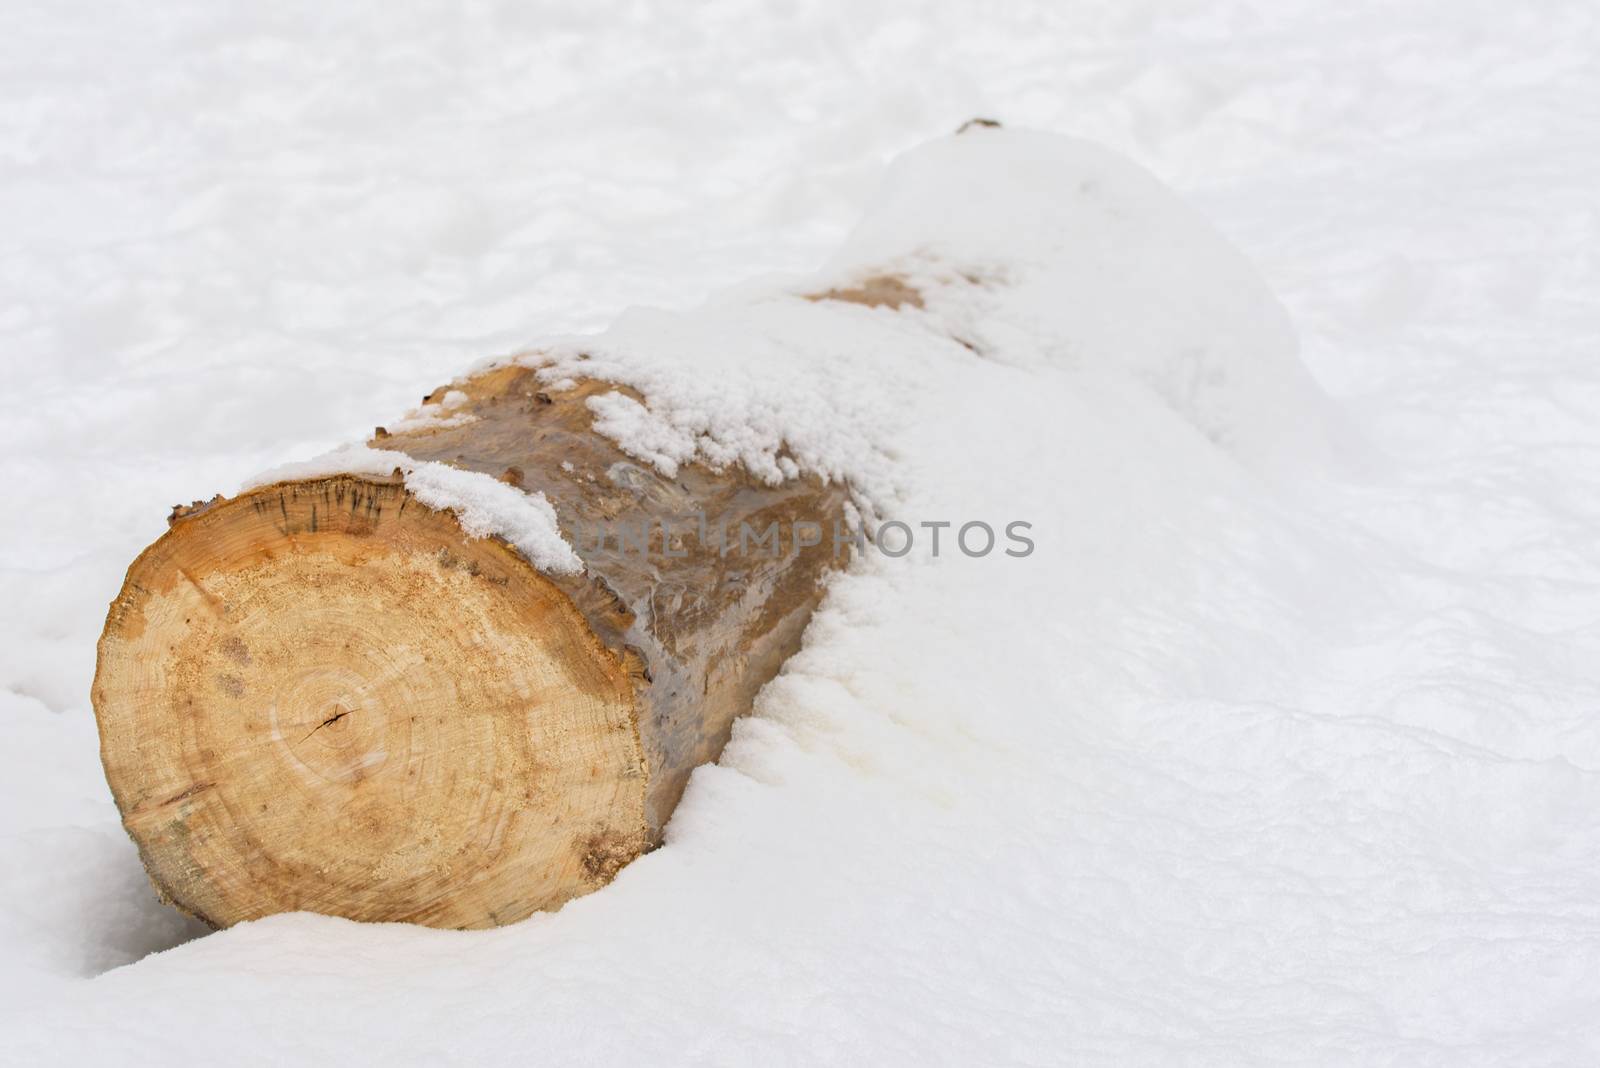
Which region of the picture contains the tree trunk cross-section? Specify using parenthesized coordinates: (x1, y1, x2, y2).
(94, 357, 859, 928)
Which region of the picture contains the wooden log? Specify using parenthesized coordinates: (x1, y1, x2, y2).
(93, 361, 859, 929)
(91, 115, 1078, 929)
(90, 118, 1327, 928)
(95, 118, 1268, 930)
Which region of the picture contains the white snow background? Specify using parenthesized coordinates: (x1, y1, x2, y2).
(4, 2, 1600, 1064)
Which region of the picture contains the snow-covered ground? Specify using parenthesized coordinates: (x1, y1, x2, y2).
(4, 1, 1600, 1063)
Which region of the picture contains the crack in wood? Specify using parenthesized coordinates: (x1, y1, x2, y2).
(302, 706, 354, 742)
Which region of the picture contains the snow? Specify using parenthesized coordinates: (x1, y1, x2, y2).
(382, 388, 478, 433)
(528, 126, 1340, 517)
(244, 444, 583, 575)
(5, 1, 1600, 1064)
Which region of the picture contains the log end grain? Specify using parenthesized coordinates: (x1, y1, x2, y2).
(93, 475, 646, 929)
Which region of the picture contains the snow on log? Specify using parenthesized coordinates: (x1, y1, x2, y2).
(93, 123, 1331, 929)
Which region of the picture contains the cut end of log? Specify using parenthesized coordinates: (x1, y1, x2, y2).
(93, 475, 646, 929)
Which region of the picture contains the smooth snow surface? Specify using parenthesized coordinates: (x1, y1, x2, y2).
(529, 128, 1338, 515)
(4, 3, 1600, 1065)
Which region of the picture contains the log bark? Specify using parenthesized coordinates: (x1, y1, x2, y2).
(94, 361, 858, 928)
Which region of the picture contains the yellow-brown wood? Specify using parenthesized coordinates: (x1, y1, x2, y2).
(94, 356, 860, 928)
(95, 475, 646, 928)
